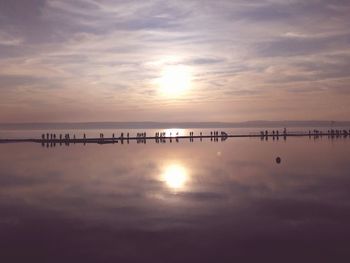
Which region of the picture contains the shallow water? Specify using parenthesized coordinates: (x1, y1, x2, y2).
(1, 126, 349, 139)
(1, 135, 350, 262)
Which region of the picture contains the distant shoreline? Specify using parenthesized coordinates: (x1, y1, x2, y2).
(0, 121, 349, 130)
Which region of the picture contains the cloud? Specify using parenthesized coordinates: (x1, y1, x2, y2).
(0, 0, 349, 121)
(0, 31, 23, 46)
(255, 33, 350, 57)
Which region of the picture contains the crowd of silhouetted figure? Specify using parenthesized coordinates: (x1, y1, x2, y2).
(260, 128, 287, 141)
(258, 128, 350, 141)
(36, 128, 350, 147)
(39, 130, 230, 147)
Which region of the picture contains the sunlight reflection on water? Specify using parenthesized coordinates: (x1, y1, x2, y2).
(1, 136, 350, 261)
(161, 163, 189, 190)
(161, 128, 186, 137)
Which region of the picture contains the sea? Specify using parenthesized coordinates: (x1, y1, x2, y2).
(0, 126, 350, 262)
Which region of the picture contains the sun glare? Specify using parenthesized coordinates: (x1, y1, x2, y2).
(161, 128, 186, 137)
(162, 164, 188, 190)
(158, 65, 191, 97)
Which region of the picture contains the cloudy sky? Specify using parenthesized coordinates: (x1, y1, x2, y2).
(0, 0, 349, 122)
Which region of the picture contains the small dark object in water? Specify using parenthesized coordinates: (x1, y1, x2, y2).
(276, 157, 281, 164)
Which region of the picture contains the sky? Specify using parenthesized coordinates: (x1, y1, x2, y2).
(0, 0, 349, 122)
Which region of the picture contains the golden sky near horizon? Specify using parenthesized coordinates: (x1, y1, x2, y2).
(0, 0, 349, 122)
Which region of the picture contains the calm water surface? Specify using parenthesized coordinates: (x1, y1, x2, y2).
(1, 135, 350, 262)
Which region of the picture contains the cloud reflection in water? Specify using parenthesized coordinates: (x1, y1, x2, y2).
(1, 137, 350, 262)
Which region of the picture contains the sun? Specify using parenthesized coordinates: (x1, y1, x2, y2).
(158, 65, 191, 97)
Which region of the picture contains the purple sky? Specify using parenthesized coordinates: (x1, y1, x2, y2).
(0, 0, 349, 122)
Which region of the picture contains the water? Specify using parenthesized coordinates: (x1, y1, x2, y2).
(1, 126, 349, 139)
(0, 132, 350, 262)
